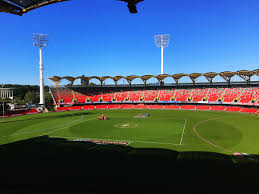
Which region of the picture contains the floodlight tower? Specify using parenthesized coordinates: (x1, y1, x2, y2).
(154, 34, 170, 75)
(33, 33, 48, 106)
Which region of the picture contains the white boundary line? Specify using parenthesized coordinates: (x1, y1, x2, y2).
(133, 140, 179, 145)
(49, 117, 187, 146)
(1, 113, 188, 147)
(192, 116, 242, 153)
(44, 117, 95, 135)
(179, 119, 187, 145)
(1, 115, 86, 138)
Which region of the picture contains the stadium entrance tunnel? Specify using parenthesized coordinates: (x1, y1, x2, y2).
(0, 136, 259, 193)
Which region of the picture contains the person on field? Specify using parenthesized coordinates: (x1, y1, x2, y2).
(98, 114, 108, 120)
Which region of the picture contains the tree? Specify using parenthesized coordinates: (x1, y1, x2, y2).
(13, 96, 23, 104)
(24, 91, 37, 103)
(3, 84, 53, 105)
(45, 91, 53, 105)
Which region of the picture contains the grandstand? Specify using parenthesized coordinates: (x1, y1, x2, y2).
(48, 70, 259, 113)
(0, 88, 14, 99)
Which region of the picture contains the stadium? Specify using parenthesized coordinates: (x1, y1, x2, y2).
(2, 70, 259, 154)
(45, 70, 259, 154)
(1, 0, 259, 193)
(1, 70, 259, 193)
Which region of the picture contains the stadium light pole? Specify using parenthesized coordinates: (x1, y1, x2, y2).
(2, 101, 4, 116)
(33, 33, 48, 106)
(154, 34, 170, 75)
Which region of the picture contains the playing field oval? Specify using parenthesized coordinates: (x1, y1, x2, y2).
(1, 109, 259, 154)
(68, 112, 185, 143)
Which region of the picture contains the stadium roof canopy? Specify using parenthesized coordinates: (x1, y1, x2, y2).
(236, 70, 255, 82)
(113, 76, 125, 82)
(254, 69, 259, 76)
(48, 76, 62, 82)
(156, 74, 171, 80)
(203, 72, 219, 84)
(204, 72, 218, 79)
(48, 69, 259, 86)
(140, 75, 155, 82)
(172, 73, 188, 80)
(125, 75, 140, 82)
(188, 73, 203, 83)
(76, 76, 89, 81)
(219, 71, 236, 84)
(0, 0, 68, 16)
(0, 0, 143, 15)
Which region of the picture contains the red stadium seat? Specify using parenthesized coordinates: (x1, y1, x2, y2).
(144, 90, 159, 101)
(240, 108, 258, 113)
(180, 105, 196, 110)
(159, 90, 174, 101)
(49, 87, 259, 115)
(120, 104, 133, 109)
(102, 92, 115, 101)
(115, 91, 128, 101)
(25, 109, 39, 114)
(192, 88, 209, 102)
(56, 107, 70, 111)
(70, 106, 82, 111)
(82, 105, 95, 110)
(95, 104, 107, 109)
(164, 105, 180, 109)
(133, 104, 147, 109)
(149, 105, 164, 109)
(128, 90, 144, 101)
(108, 104, 120, 109)
(175, 89, 190, 101)
(195, 105, 211, 110)
(210, 106, 226, 111)
(224, 106, 242, 112)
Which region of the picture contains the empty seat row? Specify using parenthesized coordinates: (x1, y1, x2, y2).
(50, 87, 259, 104)
(56, 104, 259, 113)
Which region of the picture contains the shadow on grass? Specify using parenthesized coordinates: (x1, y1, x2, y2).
(0, 112, 93, 124)
(0, 136, 258, 194)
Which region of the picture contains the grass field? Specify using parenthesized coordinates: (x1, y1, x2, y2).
(1, 109, 259, 155)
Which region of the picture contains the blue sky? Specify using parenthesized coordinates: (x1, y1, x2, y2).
(0, 0, 259, 85)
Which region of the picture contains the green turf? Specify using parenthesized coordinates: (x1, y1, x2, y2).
(0, 109, 259, 154)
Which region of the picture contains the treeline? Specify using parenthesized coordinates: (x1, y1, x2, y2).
(2, 84, 53, 105)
